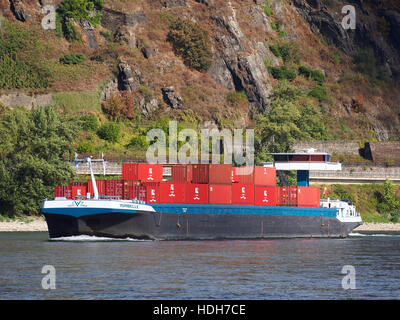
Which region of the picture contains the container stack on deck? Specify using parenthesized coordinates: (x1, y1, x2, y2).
(54, 163, 321, 208)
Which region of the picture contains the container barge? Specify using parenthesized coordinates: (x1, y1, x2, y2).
(41, 157, 362, 240)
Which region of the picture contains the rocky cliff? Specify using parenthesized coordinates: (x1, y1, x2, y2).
(0, 0, 399, 141)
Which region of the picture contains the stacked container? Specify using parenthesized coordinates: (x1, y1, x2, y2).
(232, 184, 254, 205)
(277, 186, 298, 207)
(185, 183, 208, 204)
(88, 180, 106, 197)
(54, 186, 72, 199)
(297, 187, 321, 208)
(106, 180, 124, 197)
(160, 182, 186, 203)
(255, 186, 277, 206)
(55, 163, 321, 208)
(209, 184, 232, 204)
(192, 164, 232, 184)
(171, 165, 192, 183)
(122, 163, 163, 182)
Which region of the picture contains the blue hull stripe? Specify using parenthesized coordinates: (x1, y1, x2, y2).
(150, 203, 337, 218)
(41, 208, 137, 218)
(42, 204, 337, 218)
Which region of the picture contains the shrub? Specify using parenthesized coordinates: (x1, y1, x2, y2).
(57, 0, 104, 41)
(102, 91, 136, 121)
(268, 66, 297, 81)
(261, 2, 273, 16)
(269, 41, 298, 63)
(59, 52, 86, 65)
(298, 66, 326, 84)
(78, 114, 99, 131)
(97, 122, 121, 143)
(62, 19, 81, 42)
(308, 86, 328, 101)
(129, 135, 150, 149)
(226, 91, 248, 106)
(100, 30, 113, 42)
(167, 18, 212, 71)
(77, 140, 96, 153)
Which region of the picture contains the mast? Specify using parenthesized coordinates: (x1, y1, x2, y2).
(86, 156, 99, 200)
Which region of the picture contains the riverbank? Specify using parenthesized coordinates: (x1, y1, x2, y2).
(0, 216, 48, 232)
(354, 222, 400, 232)
(0, 216, 400, 232)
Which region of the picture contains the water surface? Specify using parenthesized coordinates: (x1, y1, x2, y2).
(0, 232, 399, 299)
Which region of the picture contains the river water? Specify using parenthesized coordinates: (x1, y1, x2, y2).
(0, 232, 399, 300)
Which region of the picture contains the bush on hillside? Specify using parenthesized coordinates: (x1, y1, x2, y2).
(268, 66, 297, 81)
(308, 85, 328, 101)
(57, 0, 104, 41)
(269, 41, 298, 63)
(59, 52, 86, 65)
(78, 114, 99, 131)
(298, 66, 326, 84)
(167, 18, 212, 71)
(97, 122, 121, 143)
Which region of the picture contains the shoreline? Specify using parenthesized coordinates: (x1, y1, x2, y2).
(0, 217, 399, 233)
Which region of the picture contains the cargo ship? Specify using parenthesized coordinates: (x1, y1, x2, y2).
(41, 154, 362, 240)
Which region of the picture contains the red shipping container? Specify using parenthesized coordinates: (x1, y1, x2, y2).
(255, 186, 277, 206)
(297, 187, 321, 208)
(122, 163, 135, 180)
(236, 166, 255, 184)
(254, 167, 276, 186)
(232, 167, 239, 183)
(54, 186, 72, 199)
(87, 180, 106, 197)
(69, 182, 86, 187)
(134, 184, 161, 203)
(122, 180, 141, 200)
(277, 186, 298, 206)
(234, 166, 276, 185)
(185, 183, 209, 204)
(171, 165, 193, 182)
(160, 182, 186, 203)
(72, 186, 86, 198)
(106, 180, 124, 197)
(209, 184, 232, 204)
(137, 164, 163, 182)
(192, 164, 232, 184)
(232, 184, 255, 205)
(122, 163, 163, 182)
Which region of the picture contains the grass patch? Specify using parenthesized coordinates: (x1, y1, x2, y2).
(53, 91, 102, 113)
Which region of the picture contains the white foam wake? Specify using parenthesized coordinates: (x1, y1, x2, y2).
(349, 232, 400, 237)
(49, 235, 151, 242)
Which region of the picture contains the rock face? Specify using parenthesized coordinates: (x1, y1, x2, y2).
(209, 2, 273, 111)
(118, 60, 141, 91)
(114, 25, 137, 50)
(0, 93, 54, 109)
(162, 86, 183, 109)
(9, 0, 42, 22)
(384, 10, 400, 52)
(293, 0, 400, 74)
(101, 7, 147, 35)
(162, 0, 187, 8)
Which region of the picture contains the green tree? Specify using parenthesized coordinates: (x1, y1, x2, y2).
(97, 122, 121, 143)
(254, 82, 326, 164)
(377, 180, 400, 213)
(0, 106, 78, 216)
